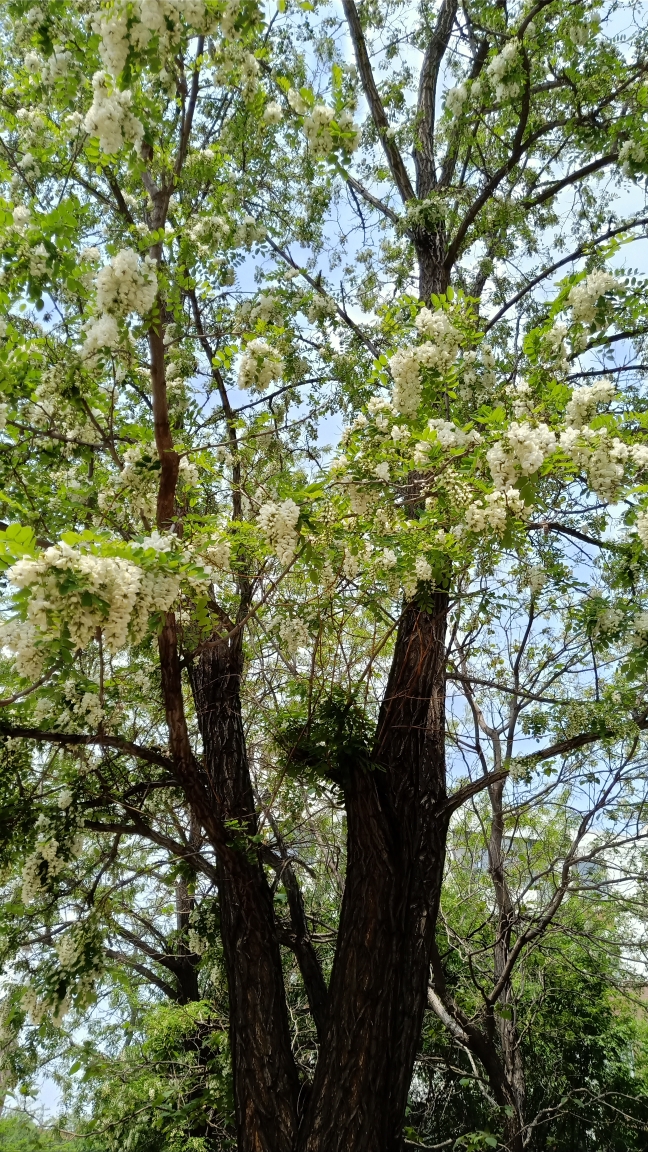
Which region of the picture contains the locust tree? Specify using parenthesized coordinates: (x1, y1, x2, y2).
(1, 1, 648, 1151)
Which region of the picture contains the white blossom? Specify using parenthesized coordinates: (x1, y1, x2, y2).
(487, 422, 556, 489)
(636, 511, 648, 549)
(82, 313, 120, 358)
(390, 311, 461, 415)
(263, 101, 283, 124)
(464, 487, 526, 534)
(258, 499, 300, 564)
(618, 140, 646, 176)
(415, 556, 432, 581)
(84, 72, 143, 156)
(96, 249, 158, 316)
(445, 83, 468, 117)
(428, 419, 481, 450)
(12, 205, 30, 230)
(564, 378, 615, 429)
(5, 544, 179, 661)
(238, 339, 284, 392)
(287, 87, 308, 115)
(560, 426, 628, 500)
(568, 271, 618, 324)
(342, 550, 360, 579)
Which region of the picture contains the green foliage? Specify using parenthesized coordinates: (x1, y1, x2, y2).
(273, 687, 377, 787)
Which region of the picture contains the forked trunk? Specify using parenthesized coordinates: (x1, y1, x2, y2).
(297, 591, 449, 1152)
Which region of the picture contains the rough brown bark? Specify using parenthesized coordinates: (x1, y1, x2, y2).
(297, 590, 449, 1152)
(190, 632, 299, 1152)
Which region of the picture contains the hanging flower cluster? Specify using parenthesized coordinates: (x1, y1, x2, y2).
(21, 812, 84, 905)
(486, 40, 520, 101)
(238, 339, 284, 392)
(564, 378, 615, 427)
(83, 71, 144, 155)
(445, 83, 468, 117)
(486, 422, 557, 489)
(4, 543, 180, 670)
(96, 0, 217, 78)
(567, 270, 618, 324)
(389, 308, 461, 415)
(83, 250, 157, 357)
(463, 488, 526, 533)
(303, 105, 361, 157)
(257, 499, 300, 564)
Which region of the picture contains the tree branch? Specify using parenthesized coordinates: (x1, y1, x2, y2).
(0, 723, 174, 770)
(341, 0, 415, 203)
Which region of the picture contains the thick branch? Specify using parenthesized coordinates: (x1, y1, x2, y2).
(0, 724, 173, 770)
(416, 0, 459, 197)
(341, 0, 415, 202)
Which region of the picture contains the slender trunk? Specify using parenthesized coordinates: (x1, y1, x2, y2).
(190, 632, 299, 1152)
(488, 779, 526, 1152)
(174, 878, 200, 1004)
(297, 591, 449, 1152)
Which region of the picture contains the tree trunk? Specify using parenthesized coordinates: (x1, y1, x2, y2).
(189, 632, 299, 1152)
(297, 591, 449, 1152)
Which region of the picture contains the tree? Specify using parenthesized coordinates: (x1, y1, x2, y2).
(1, 1, 648, 1150)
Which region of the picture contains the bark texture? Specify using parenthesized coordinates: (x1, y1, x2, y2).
(190, 631, 299, 1152)
(297, 591, 449, 1152)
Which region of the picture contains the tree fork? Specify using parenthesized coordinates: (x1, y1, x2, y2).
(297, 590, 449, 1152)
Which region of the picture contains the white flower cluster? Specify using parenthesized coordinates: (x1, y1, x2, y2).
(460, 345, 497, 399)
(238, 339, 284, 392)
(99, 443, 159, 522)
(486, 40, 520, 101)
(204, 536, 231, 572)
(307, 293, 337, 323)
(568, 271, 618, 324)
(83, 249, 157, 358)
(12, 205, 30, 230)
(21, 814, 84, 905)
(0, 612, 46, 680)
(618, 140, 646, 177)
(487, 422, 557, 489)
(84, 72, 143, 155)
(97, 1, 214, 78)
(592, 604, 623, 637)
(81, 314, 120, 358)
(559, 426, 629, 501)
(630, 609, 648, 645)
(389, 310, 461, 416)
(527, 566, 547, 595)
(258, 499, 300, 564)
(464, 487, 525, 534)
(445, 83, 468, 117)
(544, 322, 571, 371)
(54, 688, 104, 733)
(263, 101, 283, 124)
(6, 543, 180, 664)
(415, 555, 433, 581)
(564, 378, 615, 428)
(302, 105, 361, 157)
(428, 419, 482, 450)
(96, 249, 158, 316)
(637, 512, 648, 549)
(342, 549, 360, 579)
(278, 616, 310, 656)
